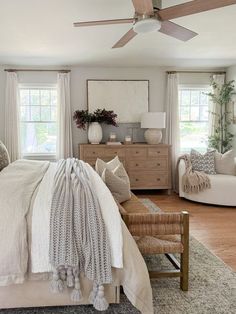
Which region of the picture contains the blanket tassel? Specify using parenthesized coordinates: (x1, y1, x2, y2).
(93, 285, 108, 311)
(71, 270, 83, 302)
(50, 270, 64, 293)
(60, 268, 67, 281)
(89, 282, 98, 304)
(67, 267, 74, 287)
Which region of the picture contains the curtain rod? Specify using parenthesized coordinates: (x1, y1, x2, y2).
(4, 69, 71, 73)
(166, 70, 226, 74)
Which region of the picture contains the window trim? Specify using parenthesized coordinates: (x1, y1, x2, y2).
(19, 83, 57, 89)
(19, 84, 58, 159)
(178, 84, 211, 153)
(179, 85, 210, 123)
(179, 84, 211, 90)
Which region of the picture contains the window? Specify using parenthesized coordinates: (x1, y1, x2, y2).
(19, 86, 57, 156)
(179, 86, 210, 153)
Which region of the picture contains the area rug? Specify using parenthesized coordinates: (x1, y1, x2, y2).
(1, 199, 235, 314)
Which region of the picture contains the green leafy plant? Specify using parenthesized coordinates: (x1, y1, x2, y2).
(206, 80, 235, 153)
(73, 108, 118, 130)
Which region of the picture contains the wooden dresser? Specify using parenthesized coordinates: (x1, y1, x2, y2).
(79, 143, 172, 190)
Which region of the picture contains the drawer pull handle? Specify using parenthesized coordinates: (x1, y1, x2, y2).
(136, 164, 139, 166)
(136, 151, 139, 154)
(114, 152, 117, 154)
(157, 151, 160, 153)
(93, 152, 95, 154)
(135, 178, 139, 181)
(157, 163, 160, 166)
(157, 178, 160, 181)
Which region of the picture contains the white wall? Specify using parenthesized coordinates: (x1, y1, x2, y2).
(70, 66, 166, 155)
(0, 66, 166, 155)
(70, 68, 217, 155)
(179, 72, 213, 86)
(18, 71, 57, 85)
(226, 65, 236, 150)
(0, 65, 224, 156)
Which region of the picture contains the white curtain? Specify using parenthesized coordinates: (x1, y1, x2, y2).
(57, 72, 73, 159)
(209, 74, 226, 137)
(5, 72, 20, 162)
(164, 73, 180, 189)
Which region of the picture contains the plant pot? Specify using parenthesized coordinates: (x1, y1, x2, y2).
(88, 122, 103, 144)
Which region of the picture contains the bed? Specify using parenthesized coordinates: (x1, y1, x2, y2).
(0, 159, 153, 314)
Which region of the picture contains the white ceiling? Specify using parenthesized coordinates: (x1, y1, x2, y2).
(0, 0, 236, 67)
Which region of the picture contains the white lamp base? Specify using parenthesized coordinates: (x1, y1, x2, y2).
(144, 128, 162, 144)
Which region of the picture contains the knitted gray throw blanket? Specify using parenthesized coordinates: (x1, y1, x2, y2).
(49, 158, 112, 311)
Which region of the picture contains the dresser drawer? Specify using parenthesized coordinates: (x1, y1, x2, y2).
(126, 147, 147, 158)
(129, 171, 168, 188)
(127, 158, 167, 171)
(148, 147, 168, 157)
(83, 146, 125, 158)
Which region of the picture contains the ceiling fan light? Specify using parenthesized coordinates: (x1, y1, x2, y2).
(133, 18, 161, 34)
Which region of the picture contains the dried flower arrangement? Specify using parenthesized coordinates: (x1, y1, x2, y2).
(73, 109, 118, 130)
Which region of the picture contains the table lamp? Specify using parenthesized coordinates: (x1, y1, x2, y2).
(141, 112, 166, 144)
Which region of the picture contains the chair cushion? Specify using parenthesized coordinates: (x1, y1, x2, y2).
(134, 235, 184, 254)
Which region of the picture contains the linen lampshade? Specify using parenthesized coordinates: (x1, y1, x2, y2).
(141, 112, 166, 144)
(141, 112, 166, 129)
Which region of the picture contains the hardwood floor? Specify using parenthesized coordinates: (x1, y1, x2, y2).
(136, 191, 236, 271)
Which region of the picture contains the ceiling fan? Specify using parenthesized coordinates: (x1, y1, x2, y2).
(74, 0, 236, 48)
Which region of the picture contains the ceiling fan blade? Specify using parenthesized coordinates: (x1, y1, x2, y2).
(112, 29, 137, 48)
(132, 0, 154, 15)
(73, 18, 133, 27)
(159, 21, 198, 41)
(158, 0, 236, 21)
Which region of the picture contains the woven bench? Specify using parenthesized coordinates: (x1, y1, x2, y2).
(119, 193, 189, 291)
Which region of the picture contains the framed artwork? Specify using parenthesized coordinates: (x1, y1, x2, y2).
(87, 80, 149, 123)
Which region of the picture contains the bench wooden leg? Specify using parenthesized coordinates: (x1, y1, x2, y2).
(180, 211, 189, 291)
(180, 251, 189, 290)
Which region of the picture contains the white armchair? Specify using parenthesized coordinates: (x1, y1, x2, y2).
(178, 158, 236, 206)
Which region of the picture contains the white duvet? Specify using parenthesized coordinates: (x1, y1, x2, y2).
(0, 160, 50, 286)
(0, 160, 153, 314)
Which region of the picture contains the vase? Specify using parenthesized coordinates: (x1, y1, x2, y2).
(88, 122, 103, 144)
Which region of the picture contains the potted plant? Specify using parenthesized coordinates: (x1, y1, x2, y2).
(207, 80, 235, 153)
(73, 108, 118, 144)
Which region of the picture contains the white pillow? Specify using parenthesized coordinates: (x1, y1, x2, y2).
(101, 163, 131, 203)
(95, 156, 121, 176)
(215, 150, 235, 175)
